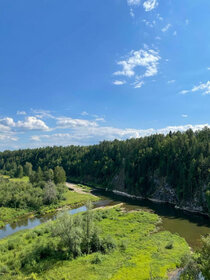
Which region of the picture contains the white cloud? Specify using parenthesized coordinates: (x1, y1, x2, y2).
(17, 111, 26, 115)
(30, 124, 210, 147)
(16, 117, 49, 131)
(0, 123, 18, 143)
(142, 19, 156, 28)
(114, 48, 160, 88)
(181, 114, 188, 118)
(127, 0, 141, 6)
(157, 14, 163, 21)
(167, 80, 175, 84)
(56, 117, 98, 128)
(129, 8, 135, 17)
(155, 36, 161, 40)
(0, 117, 15, 127)
(31, 135, 41, 141)
(161, 24, 172, 32)
(173, 31, 177, 36)
(134, 81, 144, 88)
(31, 109, 54, 119)
(207, 67, 210, 71)
(95, 117, 105, 122)
(180, 81, 210, 96)
(113, 80, 126, 85)
(192, 81, 210, 95)
(81, 111, 89, 116)
(143, 0, 158, 11)
(0, 135, 18, 141)
(113, 48, 160, 88)
(180, 90, 189, 95)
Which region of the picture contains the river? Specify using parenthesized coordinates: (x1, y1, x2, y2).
(0, 190, 209, 249)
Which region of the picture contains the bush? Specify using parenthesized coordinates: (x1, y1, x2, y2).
(91, 253, 103, 264)
(0, 264, 9, 274)
(100, 235, 117, 254)
(165, 241, 173, 249)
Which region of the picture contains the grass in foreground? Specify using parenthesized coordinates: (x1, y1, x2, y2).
(0, 207, 190, 280)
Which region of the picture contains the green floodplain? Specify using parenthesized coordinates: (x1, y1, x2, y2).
(0, 206, 190, 280)
(0, 176, 209, 280)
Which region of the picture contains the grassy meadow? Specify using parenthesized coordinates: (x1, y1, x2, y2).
(0, 207, 190, 280)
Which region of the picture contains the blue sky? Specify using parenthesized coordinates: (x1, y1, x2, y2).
(0, 0, 209, 150)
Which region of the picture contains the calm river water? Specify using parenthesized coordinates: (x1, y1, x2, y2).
(0, 190, 210, 249)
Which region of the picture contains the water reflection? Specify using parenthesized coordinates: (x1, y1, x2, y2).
(0, 191, 209, 248)
(0, 205, 88, 240)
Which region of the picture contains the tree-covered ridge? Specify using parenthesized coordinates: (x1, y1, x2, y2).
(0, 128, 209, 212)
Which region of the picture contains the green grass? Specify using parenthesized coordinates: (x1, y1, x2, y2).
(38, 190, 99, 215)
(77, 184, 93, 193)
(0, 175, 29, 183)
(0, 207, 29, 228)
(0, 174, 99, 227)
(9, 176, 29, 183)
(0, 208, 190, 280)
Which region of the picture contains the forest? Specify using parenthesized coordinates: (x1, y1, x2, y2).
(0, 128, 209, 213)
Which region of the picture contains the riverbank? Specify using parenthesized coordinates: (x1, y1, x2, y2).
(0, 206, 191, 280)
(0, 182, 99, 229)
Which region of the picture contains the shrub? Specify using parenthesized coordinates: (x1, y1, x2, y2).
(165, 241, 173, 249)
(91, 253, 103, 264)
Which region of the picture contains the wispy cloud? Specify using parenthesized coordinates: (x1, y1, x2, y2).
(56, 117, 98, 129)
(143, 0, 158, 12)
(30, 123, 210, 148)
(127, 0, 141, 6)
(181, 114, 188, 118)
(180, 81, 210, 95)
(31, 109, 54, 119)
(142, 19, 156, 28)
(81, 111, 89, 116)
(129, 8, 135, 17)
(0, 111, 209, 150)
(17, 111, 26, 115)
(133, 81, 144, 88)
(161, 24, 172, 32)
(113, 48, 160, 88)
(167, 80, 175, 84)
(180, 90, 189, 95)
(113, 80, 126, 85)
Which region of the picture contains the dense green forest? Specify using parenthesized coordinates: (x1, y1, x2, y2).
(0, 128, 209, 212)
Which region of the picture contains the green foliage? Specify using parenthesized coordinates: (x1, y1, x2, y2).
(54, 166, 66, 184)
(23, 162, 33, 177)
(0, 208, 190, 280)
(165, 241, 173, 249)
(16, 165, 23, 178)
(43, 181, 57, 205)
(198, 234, 210, 279)
(0, 177, 65, 216)
(180, 234, 210, 280)
(0, 128, 209, 211)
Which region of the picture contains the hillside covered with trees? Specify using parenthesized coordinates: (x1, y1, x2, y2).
(0, 128, 209, 213)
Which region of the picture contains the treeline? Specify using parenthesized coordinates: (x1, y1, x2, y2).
(0, 161, 66, 186)
(0, 177, 66, 210)
(0, 128, 209, 211)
